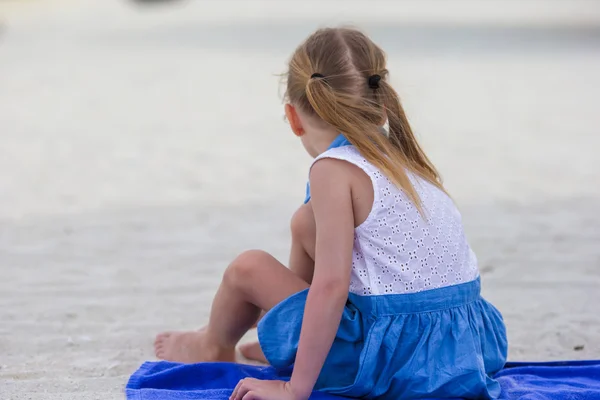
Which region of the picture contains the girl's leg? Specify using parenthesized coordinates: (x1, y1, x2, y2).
(239, 204, 317, 363)
(155, 250, 309, 363)
(288, 203, 317, 282)
(248, 203, 317, 328)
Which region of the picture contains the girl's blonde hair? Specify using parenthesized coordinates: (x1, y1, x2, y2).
(285, 27, 444, 209)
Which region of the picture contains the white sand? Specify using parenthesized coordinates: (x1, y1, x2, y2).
(1, 0, 599, 398)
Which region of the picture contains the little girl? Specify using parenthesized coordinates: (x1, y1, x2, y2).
(154, 27, 508, 400)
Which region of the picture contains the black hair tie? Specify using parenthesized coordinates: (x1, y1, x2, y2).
(368, 74, 381, 89)
(311, 73, 325, 79)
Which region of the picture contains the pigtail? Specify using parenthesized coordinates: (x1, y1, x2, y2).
(306, 72, 423, 211)
(377, 78, 444, 189)
(286, 27, 447, 213)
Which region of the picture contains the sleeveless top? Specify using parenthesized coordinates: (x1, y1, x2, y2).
(311, 145, 480, 296)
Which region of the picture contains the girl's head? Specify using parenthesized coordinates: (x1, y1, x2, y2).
(283, 27, 444, 208)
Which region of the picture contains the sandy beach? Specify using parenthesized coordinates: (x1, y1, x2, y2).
(1, 0, 600, 398)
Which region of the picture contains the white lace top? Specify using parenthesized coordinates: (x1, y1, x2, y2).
(312, 146, 479, 296)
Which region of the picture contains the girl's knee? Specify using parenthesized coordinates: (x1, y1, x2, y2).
(290, 204, 315, 242)
(225, 250, 271, 286)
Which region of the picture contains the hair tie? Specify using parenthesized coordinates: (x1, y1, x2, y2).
(311, 73, 325, 79)
(368, 74, 381, 89)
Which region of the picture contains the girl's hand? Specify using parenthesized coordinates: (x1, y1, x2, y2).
(230, 378, 306, 400)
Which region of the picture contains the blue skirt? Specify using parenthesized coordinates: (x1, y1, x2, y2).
(257, 278, 508, 399)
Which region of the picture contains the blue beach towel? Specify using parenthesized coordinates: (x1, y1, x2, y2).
(126, 359, 600, 400)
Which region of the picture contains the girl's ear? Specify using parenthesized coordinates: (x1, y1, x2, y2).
(285, 103, 304, 137)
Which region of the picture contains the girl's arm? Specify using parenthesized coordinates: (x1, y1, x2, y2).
(289, 158, 355, 400)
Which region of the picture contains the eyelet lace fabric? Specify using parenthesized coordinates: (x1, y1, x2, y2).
(312, 146, 479, 296)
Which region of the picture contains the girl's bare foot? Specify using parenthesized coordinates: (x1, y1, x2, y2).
(239, 341, 268, 364)
(154, 329, 235, 363)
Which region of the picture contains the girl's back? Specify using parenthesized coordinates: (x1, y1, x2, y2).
(314, 145, 479, 296)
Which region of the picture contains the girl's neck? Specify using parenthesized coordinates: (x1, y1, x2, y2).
(310, 130, 340, 157)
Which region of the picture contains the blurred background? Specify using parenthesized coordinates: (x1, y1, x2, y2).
(1, 0, 599, 398)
